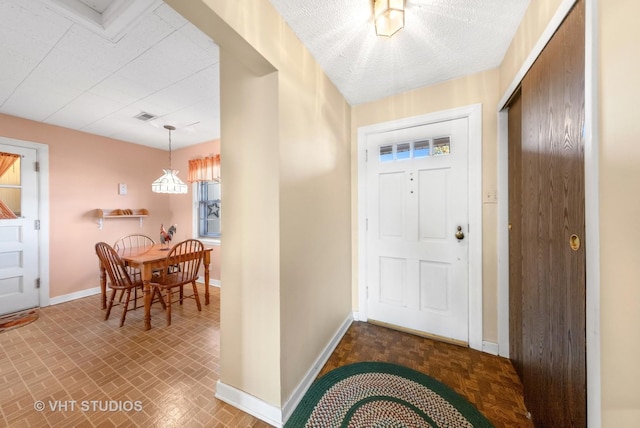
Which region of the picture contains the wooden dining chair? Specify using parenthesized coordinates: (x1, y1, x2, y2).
(151, 239, 204, 326)
(113, 234, 156, 308)
(95, 242, 143, 327)
(113, 234, 155, 252)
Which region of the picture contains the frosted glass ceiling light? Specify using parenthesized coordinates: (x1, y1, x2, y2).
(152, 125, 188, 194)
(374, 0, 405, 37)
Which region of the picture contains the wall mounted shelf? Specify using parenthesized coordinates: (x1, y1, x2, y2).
(96, 208, 149, 229)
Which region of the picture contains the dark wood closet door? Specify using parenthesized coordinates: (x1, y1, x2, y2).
(508, 90, 523, 379)
(510, 0, 586, 426)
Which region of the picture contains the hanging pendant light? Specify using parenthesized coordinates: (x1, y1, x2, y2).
(151, 125, 188, 194)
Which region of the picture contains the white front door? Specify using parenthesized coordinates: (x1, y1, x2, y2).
(366, 118, 469, 343)
(0, 144, 39, 315)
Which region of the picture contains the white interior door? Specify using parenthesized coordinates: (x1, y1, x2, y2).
(366, 118, 469, 343)
(0, 144, 39, 315)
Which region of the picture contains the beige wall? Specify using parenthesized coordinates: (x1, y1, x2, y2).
(166, 0, 352, 408)
(599, 0, 640, 424)
(351, 69, 501, 342)
(0, 113, 169, 297)
(499, 0, 565, 95)
(220, 52, 282, 405)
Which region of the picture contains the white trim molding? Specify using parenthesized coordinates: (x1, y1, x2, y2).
(497, 109, 510, 358)
(584, 0, 601, 426)
(357, 104, 483, 351)
(215, 314, 353, 427)
(482, 341, 499, 356)
(0, 137, 50, 309)
(215, 382, 283, 428)
(49, 287, 101, 306)
(282, 314, 353, 423)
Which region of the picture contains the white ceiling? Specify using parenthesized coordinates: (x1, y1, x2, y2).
(269, 0, 531, 105)
(0, 0, 530, 149)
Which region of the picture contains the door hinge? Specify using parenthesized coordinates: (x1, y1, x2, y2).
(34, 161, 40, 172)
(366, 218, 368, 231)
(365, 149, 368, 162)
(35, 278, 40, 289)
(34, 219, 40, 230)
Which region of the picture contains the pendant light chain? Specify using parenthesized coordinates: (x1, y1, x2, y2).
(164, 124, 176, 169)
(168, 127, 172, 169)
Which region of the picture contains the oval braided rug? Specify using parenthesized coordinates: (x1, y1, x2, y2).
(285, 362, 494, 428)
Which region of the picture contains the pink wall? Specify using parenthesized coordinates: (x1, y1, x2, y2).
(0, 113, 220, 298)
(171, 140, 221, 281)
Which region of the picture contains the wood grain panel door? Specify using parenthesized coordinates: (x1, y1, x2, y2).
(507, 90, 523, 379)
(509, 0, 586, 426)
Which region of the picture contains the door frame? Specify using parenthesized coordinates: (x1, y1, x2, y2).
(0, 136, 50, 308)
(357, 104, 483, 351)
(496, 0, 600, 425)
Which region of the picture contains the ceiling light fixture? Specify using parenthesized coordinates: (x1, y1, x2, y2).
(374, 0, 405, 37)
(151, 125, 188, 194)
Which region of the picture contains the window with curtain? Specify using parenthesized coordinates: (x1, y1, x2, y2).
(188, 156, 221, 239)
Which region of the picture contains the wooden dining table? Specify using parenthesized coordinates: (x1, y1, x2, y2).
(99, 243, 213, 330)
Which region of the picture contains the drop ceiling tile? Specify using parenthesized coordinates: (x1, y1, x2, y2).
(152, 2, 189, 30)
(45, 91, 125, 130)
(140, 65, 219, 115)
(89, 74, 154, 106)
(177, 21, 220, 57)
(117, 6, 179, 55)
(116, 30, 216, 93)
(0, 1, 73, 105)
(81, 111, 145, 140)
(0, 77, 82, 122)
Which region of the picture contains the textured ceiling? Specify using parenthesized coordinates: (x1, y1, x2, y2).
(0, 0, 530, 149)
(268, 0, 530, 105)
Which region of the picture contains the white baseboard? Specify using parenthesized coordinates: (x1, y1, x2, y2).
(48, 286, 101, 306)
(215, 381, 283, 427)
(482, 341, 499, 356)
(282, 313, 354, 423)
(352, 311, 366, 321)
(47, 279, 218, 307)
(215, 313, 354, 427)
(197, 277, 220, 287)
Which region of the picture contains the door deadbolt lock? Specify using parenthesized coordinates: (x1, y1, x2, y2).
(455, 226, 465, 240)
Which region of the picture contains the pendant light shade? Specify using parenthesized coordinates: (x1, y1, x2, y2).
(152, 169, 188, 194)
(152, 125, 188, 194)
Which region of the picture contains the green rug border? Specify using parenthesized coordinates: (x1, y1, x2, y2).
(285, 361, 494, 428)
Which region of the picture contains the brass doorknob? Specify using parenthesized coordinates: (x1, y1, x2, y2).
(455, 226, 465, 240)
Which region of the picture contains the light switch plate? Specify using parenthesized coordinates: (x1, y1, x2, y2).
(118, 183, 127, 195)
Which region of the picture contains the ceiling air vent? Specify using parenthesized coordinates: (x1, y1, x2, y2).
(134, 112, 157, 122)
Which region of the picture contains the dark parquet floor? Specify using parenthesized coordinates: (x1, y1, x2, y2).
(319, 321, 534, 428)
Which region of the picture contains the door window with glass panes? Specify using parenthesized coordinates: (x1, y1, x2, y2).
(197, 181, 221, 238)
